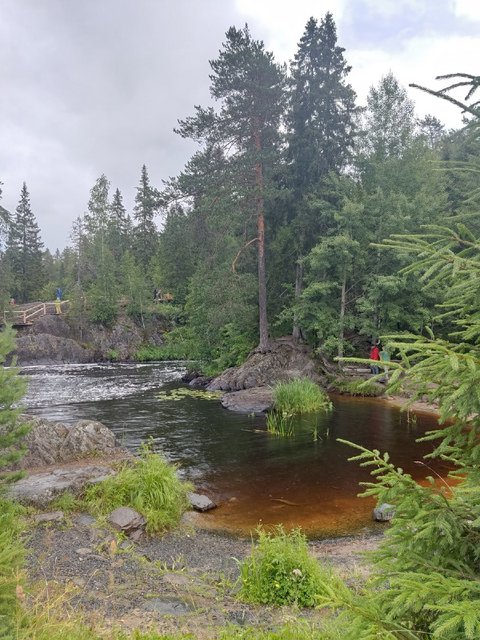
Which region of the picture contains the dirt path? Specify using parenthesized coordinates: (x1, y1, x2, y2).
(26, 514, 382, 638)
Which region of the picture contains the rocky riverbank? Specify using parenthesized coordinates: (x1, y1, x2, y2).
(25, 507, 381, 638)
(9, 311, 168, 365)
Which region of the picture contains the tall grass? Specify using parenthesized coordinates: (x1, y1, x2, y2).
(273, 379, 332, 415)
(84, 448, 192, 534)
(239, 526, 332, 607)
(267, 379, 332, 436)
(0, 499, 26, 638)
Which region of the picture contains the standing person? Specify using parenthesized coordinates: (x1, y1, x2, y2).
(369, 342, 380, 375)
(55, 287, 62, 301)
(380, 346, 390, 381)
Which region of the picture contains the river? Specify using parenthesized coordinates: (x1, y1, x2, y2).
(21, 362, 446, 537)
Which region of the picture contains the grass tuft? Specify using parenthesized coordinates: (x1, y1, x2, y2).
(273, 378, 332, 415)
(83, 447, 192, 534)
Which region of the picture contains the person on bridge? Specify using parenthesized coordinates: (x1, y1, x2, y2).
(55, 287, 63, 301)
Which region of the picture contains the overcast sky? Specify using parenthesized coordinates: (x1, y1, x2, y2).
(1, 0, 479, 250)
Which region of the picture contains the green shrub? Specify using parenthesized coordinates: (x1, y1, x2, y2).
(273, 379, 332, 415)
(135, 326, 201, 362)
(239, 526, 330, 607)
(83, 448, 191, 534)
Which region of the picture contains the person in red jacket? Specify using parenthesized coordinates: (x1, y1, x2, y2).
(369, 343, 380, 375)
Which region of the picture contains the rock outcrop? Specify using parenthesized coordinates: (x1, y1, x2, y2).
(15, 416, 122, 469)
(208, 337, 324, 392)
(221, 387, 274, 414)
(13, 333, 95, 365)
(9, 464, 115, 507)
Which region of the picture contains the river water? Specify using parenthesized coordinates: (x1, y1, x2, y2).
(21, 362, 447, 537)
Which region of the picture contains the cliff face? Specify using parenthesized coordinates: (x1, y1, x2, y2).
(8, 313, 166, 365)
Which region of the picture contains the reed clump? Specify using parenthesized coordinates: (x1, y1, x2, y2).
(267, 378, 332, 436)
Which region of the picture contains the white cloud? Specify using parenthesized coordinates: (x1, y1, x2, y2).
(453, 0, 480, 21)
(234, 0, 346, 62)
(349, 35, 479, 127)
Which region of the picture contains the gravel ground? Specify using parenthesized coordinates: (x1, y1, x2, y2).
(26, 513, 383, 638)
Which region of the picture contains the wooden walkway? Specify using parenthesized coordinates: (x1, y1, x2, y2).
(2, 301, 69, 327)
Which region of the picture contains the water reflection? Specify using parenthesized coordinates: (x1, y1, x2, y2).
(22, 363, 447, 537)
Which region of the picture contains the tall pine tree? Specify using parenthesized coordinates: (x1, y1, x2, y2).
(176, 25, 286, 349)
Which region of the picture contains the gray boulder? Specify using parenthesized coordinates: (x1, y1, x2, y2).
(373, 503, 395, 522)
(9, 465, 114, 507)
(17, 416, 120, 469)
(107, 506, 146, 539)
(12, 333, 94, 365)
(188, 492, 217, 512)
(221, 387, 274, 414)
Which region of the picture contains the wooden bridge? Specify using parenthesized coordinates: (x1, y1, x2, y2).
(2, 301, 69, 327)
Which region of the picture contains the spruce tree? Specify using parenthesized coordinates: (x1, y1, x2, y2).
(285, 13, 357, 340)
(133, 164, 159, 269)
(287, 13, 357, 189)
(6, 183, 45, 303)
(109, 187, 132, 260)
(0, 326, 29, 484)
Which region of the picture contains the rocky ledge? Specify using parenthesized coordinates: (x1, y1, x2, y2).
(207, 336, 324, 392)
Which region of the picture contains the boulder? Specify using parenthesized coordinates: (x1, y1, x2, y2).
(9, 464, 114, 507)
(16, 416, 120, 469)
(188, 492, 217, 512)
(107, 506, 146, 538)
(207, 337, 324, 392)
(373, 503, 395, 522)
(34, 511, 65, 524)
(221, 387, 274, 414)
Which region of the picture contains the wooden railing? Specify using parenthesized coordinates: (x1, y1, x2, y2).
(2, 301, 69, 325)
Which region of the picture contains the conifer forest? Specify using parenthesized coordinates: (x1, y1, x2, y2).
(0, 13, 477, 373)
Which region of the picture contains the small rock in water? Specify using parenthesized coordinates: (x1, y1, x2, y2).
(188, 492, 217, 512)
(373, 503, 395, 522)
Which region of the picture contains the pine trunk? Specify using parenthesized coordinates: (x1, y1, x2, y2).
(338, 268, 347, 360)
(292, 257, 303, 341)
(253, 122, 269, 351)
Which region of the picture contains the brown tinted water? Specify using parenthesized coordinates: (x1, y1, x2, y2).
(23, 364, 449, 537)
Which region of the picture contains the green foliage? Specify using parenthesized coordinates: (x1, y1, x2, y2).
(0, 326, 29, 484)
(219, 621, 339, 639)
(83, 448, 191, 534)
(316, 76, 480, 640)
(0, 499, 25, 638)
(239, 526, 331, 607)
(331, 377, 384, 397)
(157, 388, 222, 401)
(135, 326, 200, 362)
(272, 378, 332, 415)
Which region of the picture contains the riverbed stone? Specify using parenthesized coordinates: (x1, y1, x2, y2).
(188, 492, 217, 512)
(373, 503, 395, 522)
(107, 507, 146, 536)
